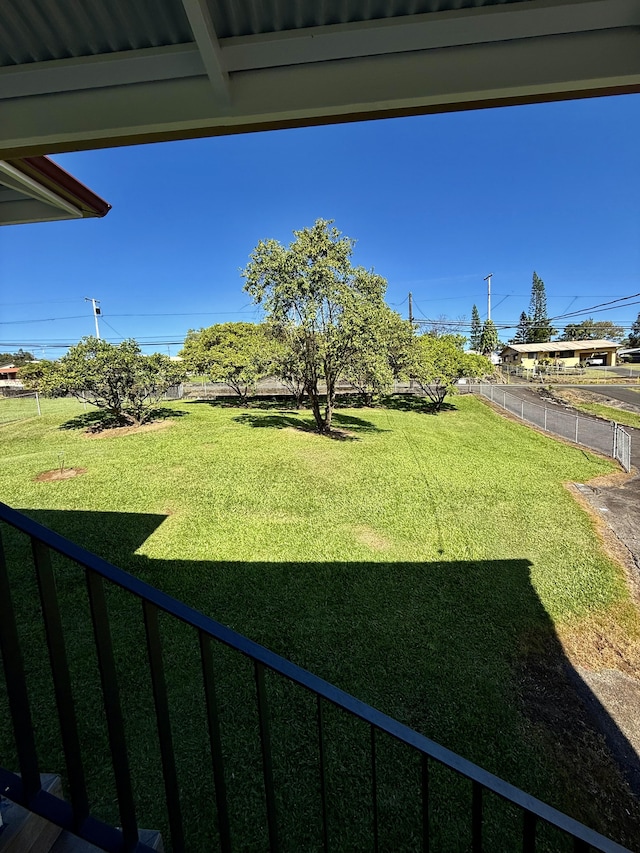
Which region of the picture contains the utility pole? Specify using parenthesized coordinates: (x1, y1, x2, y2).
(483, 274, 493, 321)
(408, 292, 413, 325)
(84, 297, 101, 339)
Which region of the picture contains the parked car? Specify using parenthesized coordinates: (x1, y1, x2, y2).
(584, 357, 604, 366)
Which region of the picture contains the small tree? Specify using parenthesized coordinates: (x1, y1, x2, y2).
(22, 337, 186, 426)
(343, 307, 410, 405)
(180, 322, 271, 400)
(0, 348, 34, 366)
(513, 311, 530, 344)
(480, 319, 498, 356)
(410, 334, 491, 411)
(470, 305, 482, 351)
(629, 312, 640, 348)
(243, 219, 389, 433)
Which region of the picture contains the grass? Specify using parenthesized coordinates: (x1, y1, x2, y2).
(0, 395, 638, 851)
(568, 398, 640, 431)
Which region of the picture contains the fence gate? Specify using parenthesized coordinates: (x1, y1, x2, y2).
(613, 423, 632, 472)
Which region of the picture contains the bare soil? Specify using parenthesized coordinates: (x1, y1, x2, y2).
(35, 467, 87, 482)
(84, 420, 172, 439)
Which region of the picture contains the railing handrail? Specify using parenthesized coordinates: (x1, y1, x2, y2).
(0, 500, 629, 852)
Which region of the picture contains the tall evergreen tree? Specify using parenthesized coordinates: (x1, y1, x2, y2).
(480, 319, 498, 356)
(527, 271, 556, 342)
(629, 312, 640, 348)
(470, 304, 482, 351)
(513, 311, 530, 343)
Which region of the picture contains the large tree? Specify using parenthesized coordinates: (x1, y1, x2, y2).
(410, 334, 491, 411)
(558, 318, 625, 342)
(242, 219, 389, 433)
(527, 271, 556, 342)
(180, 322, 271, 400)
(470, 305, 482, 351)
(630, 312, 640, 348)
(21, 337, 186, 426)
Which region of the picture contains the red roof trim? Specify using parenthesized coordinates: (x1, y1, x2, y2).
(6, 155, 111, 218)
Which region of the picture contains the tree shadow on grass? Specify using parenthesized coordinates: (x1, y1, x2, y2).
(381, 394, 457, 415)
(232, 410, 386, 440)
(4, 506, 640, 852)
(59, 407, 189, 433)
(186, 395, 301, 410)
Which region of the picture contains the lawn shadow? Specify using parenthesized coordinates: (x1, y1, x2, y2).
(233, 409, 385, 440)
(382, 394, 457, 415)
(3, 506, 640, 852)
(59, 407, 189, 432)
(186, 395, 301, 410)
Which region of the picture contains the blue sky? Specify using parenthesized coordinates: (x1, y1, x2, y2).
(1, 93, 639, 357)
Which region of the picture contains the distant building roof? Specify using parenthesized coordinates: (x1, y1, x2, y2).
(0, 366, 20, 374)
(501, 340, 620, 355)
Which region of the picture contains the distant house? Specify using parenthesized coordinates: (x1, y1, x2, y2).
(500, 339, 620, 369)
(0, 364, 22, 388)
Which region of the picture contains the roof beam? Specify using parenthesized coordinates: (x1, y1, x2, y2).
(2, 0, 639, 101)
(1, 26, 640, 158)
(223, 0, 640, 71)
(180, 0, 230, 101)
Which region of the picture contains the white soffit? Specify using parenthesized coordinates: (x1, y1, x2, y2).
(1, 0, 640, 157)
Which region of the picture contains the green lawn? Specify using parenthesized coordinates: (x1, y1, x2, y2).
(569, 398, 640, 431)
(0, 396, 637, 851)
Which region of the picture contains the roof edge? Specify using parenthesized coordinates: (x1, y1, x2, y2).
(6, 156, 111, 218)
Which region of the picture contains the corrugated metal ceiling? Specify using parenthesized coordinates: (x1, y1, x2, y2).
(1, 0, 533, 67)
(210, 0, 532, 39)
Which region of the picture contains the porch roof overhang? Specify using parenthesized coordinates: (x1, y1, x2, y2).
(1, 0, 640, 159)
(0, 155, 111, 225)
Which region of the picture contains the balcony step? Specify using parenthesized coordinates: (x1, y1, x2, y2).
(50, 829, 164, 852)
(0, 774, 63, 853)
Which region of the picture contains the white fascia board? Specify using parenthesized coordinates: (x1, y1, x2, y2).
(1, 27, 640, 157)
(0, 161, 82, 217)
(2, 0, 640, 101)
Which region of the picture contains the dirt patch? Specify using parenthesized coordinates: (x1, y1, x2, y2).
(84, 420, 172, 439)
(35, 467, 87, 482)
(353, 526, 391, 551)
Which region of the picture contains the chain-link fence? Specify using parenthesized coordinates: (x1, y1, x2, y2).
(473, 382, 632, 472)
(0, 391, 41, 423)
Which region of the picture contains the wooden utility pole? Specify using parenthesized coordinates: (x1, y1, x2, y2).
(408, 292, 413, 325)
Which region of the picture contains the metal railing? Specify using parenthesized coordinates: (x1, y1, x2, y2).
(0, 501, 630, 853)
(473, 383, 632, 472)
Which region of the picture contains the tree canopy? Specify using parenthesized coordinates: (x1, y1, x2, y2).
(410, 334, 491, 411)
(527, 272, 556, 342)
(180, 322, 271, 399)
(558, 318, 625, 342)
(470, 305, 482, 351)
(479, 319, 498, 355)
(242, 219, 390, 432)
(630, 313, 640, 348)
(21, 337, 186, 426)
(0, 348, 34, 366)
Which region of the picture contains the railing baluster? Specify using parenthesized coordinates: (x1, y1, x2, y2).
(317, 696, 329, 853)
(86, 571, 139, 851)
(523, 810, 536, 852)
(142, 600, 185, 853)
(421, 754, 429, 853)
(199, 632, 232, 853)
(0, 528, 41, 803)
(32, 539, 89, 829)
(371, 727, 379, 853)
(255, 661, 279, 851)
(471, 781, 482, 852)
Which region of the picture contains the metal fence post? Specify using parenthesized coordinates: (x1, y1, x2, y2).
(612, 423, 618, 459)
(575, 418, 579, 444)
(503, 391, 506, 409)
(35, 391, 41, 416)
